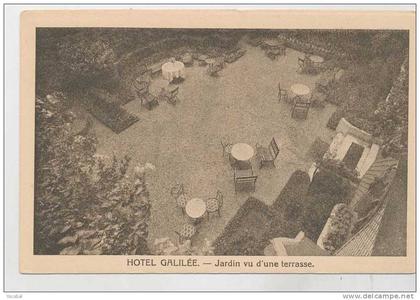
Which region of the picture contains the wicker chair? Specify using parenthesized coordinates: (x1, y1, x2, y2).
(170, 183, 187, 215)
(206, 190, 223, 219)
(175, 223, 197, 244)
(297, 57, 306, 73)
(220, 136, 233, 158)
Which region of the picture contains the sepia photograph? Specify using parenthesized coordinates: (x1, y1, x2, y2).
(16, 9, 415, 274)
(34, 27, 409, 257)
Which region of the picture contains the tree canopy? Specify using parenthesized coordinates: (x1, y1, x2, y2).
(34, 93, 151, 255)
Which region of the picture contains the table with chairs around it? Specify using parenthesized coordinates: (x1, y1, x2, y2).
(173, 135, 281, 245)
(262, 38, 286, 59)
(221, 136, 281, 194)
(171, 183, 224, 244)
(135, 58, 184, 110)
(162, 58, 186, 83)
(298, 54, 325, 75)
(278, 82, 312, 120)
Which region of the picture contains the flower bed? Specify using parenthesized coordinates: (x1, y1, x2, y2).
(86, 88, 139, 134)
(318, 203, 357, 254)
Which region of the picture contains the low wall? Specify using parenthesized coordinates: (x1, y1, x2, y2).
(278, 34, 351, 61)
(336, 118, 374, 145)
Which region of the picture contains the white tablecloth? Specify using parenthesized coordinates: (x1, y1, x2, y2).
(162, 61, 185, 82)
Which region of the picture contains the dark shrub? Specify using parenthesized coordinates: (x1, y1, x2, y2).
(327, 109, 345, 130)
(302, 193, 342, 242)
(86, 88, 139, 133)
(306, 138, 330, 161)
(308, 168, 352, 201)
(272, 170, 310, 211)
(303, 167, 355, 242)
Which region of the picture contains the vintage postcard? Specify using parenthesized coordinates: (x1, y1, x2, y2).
(20, 9, 415, 273)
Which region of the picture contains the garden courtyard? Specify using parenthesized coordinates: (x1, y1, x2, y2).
(33, 29, 409, 256)
(88, 41, 337, 248)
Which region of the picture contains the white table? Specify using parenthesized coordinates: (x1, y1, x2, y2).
(291, 83, 311, 97)
(162, 61, 185, 82)
(205, 58, 216, 66)
(231, 143, 254, 161)
(310, 55, 324, 64)
(185, 198, 206, 219)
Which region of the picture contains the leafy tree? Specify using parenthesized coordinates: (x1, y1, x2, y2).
(373, 57, 409, 158)
(302, 193, 341, 242)
(56, 32, 119, 91)
(34, 92, 151, 255)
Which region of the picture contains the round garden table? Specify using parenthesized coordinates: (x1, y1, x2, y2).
(185, 198, 206, 220)
(231, 143, 254, 161)
(310, 55, 324, 64)
(162, 61, 185, 82)
(290, 83, 311, 97)
(205, 58, 216, 67)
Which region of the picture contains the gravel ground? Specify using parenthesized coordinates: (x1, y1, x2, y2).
(91, 42, 337, 250)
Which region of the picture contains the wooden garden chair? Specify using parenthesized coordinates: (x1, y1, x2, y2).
(278, 83, 288, 102)
(255, 138, 280, 169)
(234, 170, 258, 193)
(291, 97, 311, 119)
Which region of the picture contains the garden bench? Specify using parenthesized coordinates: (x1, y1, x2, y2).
(147, 60, 166, 76)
